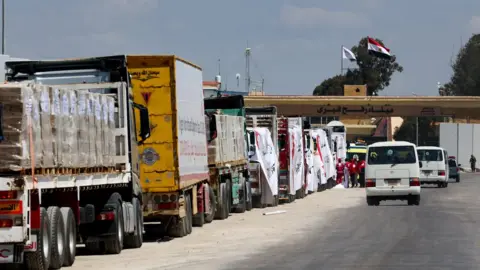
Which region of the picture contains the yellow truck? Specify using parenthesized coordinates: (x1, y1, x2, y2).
(128, 55, 212, 237)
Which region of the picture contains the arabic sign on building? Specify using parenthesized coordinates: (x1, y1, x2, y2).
(317, 105, 395, 115)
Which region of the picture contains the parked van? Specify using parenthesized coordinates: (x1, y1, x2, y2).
(417, 146, 449, 188)
(365, 141, 421, 206)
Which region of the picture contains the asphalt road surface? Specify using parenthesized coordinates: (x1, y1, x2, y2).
(230, 173, 480, 270)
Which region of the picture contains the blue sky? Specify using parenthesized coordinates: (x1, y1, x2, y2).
(5, 0, 480, 95)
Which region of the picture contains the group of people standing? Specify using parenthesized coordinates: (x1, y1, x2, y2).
(336, 156, 365, 188)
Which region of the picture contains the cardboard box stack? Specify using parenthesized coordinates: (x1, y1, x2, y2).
(0, 83, 117, 172)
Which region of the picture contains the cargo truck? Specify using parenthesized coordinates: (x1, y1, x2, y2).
(245, 107, 279, 208)
(278, 117, 306, 203)
(204, 95, 252, 216)
(1, 56, 152, 269)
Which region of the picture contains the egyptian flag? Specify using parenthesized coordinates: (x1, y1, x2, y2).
(367, 37, 391, 59)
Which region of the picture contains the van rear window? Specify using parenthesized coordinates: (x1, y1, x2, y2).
(417, 150, 443, 161)
(368, 146, 416, 165)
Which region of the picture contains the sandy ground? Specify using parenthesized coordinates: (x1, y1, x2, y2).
(70, 187, 365, 270)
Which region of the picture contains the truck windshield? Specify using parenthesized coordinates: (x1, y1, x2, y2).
(367, 146, 416, 165)
(417, 149, 443, 161)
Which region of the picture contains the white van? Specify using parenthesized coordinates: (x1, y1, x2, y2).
(365, 141, 421, 206)
(417, 146, 449, 188)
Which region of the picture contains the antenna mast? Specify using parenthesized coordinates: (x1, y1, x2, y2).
(245, 44, 251, 92)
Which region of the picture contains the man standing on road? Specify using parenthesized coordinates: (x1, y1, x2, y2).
(470, 154, 476, 173)
(336, 158, 344, 185)
(350, 156, 359, 188)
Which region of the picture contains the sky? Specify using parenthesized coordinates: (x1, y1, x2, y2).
(5, 0, 480, 96)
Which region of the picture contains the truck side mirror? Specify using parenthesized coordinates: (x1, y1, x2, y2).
(134, 103, 151, 145)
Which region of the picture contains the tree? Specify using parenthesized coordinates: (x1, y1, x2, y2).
(394, 117, 441, 146)
(447, 34, 480, 96)
(313, 37, 404, 96)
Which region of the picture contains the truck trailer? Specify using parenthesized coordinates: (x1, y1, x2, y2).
(0, 56, 152, 269)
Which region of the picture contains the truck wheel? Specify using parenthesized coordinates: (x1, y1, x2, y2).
(47, 206, 65, 269)
(204, 185, 216, 223)
(104, 193, 124, 254)
(245, 182, 253, 211)
(215, 183, 229, 220)
(226, 179, 232, 214)
(185, 193, 193, 235)
(124, 198, 143, 249)
(234, 183, 247, 213)
(25, 207, 51, 270)
(60, 207, 76, 266)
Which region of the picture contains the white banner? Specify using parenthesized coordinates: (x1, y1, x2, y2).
(250, 127, 279, 196)
(312, 129, 327, 185)
(288, 125, 304, 195)
(305, 133, 316, 192)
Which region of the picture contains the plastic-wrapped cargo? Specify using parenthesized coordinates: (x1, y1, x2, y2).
(77, 91, 89, 167)
(60, 89, 73, 167)
(208, 114, 246, 164)
(93, 94, 103, 166)
(107, 97, 115, 167)
(68, 90, 79, 167)
(0, 85, 42, 170)
(35, 85, 54, 168)
(50, 87, 62, 167)
(87, 93, 96, 167)
(100, 95, 110, 166)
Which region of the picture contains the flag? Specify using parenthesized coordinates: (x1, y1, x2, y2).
(367, 37, 391, 59)
(342, 46, 357, 61)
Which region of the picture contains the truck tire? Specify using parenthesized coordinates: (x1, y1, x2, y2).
(185, 193, 193, 235)
(215, 182, 229, 220)
(245, 182, 253, 211)
(124, 197, 143, 249)
(60, 207, 76, 267)
(25, 207, 51, 270)
(226, 179, 232, 214)
(104, 193, 124, 254)
(167, 214, 188, 237)
(233, 183, 247, 213)
(47, 206, 65, 269)
(193, 185, 206, 227)
(204, 185, 216, 223)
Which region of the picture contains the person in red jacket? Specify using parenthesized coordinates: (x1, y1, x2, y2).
(350, 155, 359, 188)
(336, 158, 344, 184)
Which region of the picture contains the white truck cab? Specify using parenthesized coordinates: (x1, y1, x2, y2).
(365, 141, 421, 206)
(417, 146, 449, 188)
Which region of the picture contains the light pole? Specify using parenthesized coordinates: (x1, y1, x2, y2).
(2, 0, 5, 54)
(412, 92, 419, 146)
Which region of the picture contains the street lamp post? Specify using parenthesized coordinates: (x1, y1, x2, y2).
(2, 0, 5, 54)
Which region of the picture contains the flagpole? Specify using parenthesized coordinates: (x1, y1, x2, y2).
(341, 45, 343, 75)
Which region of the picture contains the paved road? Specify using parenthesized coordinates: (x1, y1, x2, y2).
(230, 174, 480, 270)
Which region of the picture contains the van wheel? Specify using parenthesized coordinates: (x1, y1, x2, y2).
(24, 207, 51, 270)
(47, 206, 65, 269)
(60, 207, 76, 266)
(366, 197, 376, 206)
(445, 182, 449, 188)
(456, 175, 460, 182)
(204, 185, 216, 223)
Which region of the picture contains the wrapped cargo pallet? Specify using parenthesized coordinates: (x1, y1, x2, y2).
(208, 114, 246, 164)
(36, 85, 54, 168)
(93, 94, 103, 166)
(0, 85, 42, 170)
(60, 88, 73, 167)
(50, 87, 62, 167)
(77, 91, 89, 167)
(107, 97, 115, 166)
(87, 93, 96, 167)
(69, 90, 79, 166)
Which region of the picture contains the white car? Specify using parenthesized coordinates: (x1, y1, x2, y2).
(365, 141, 421, 206)
(417, 146, 449, 188)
